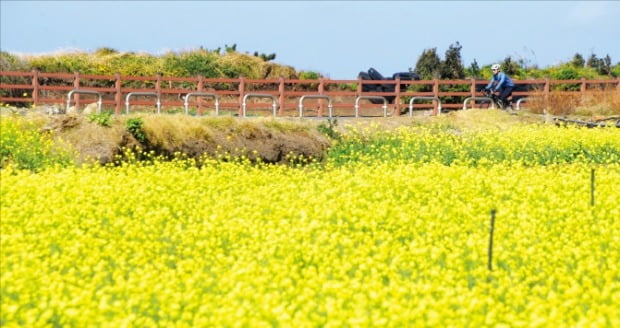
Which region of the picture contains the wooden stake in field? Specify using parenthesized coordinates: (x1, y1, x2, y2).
(488, 209, 496, 271)
(591, 168, 595, 207)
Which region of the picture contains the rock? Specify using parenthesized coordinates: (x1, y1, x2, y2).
(83, 102, 99, 115)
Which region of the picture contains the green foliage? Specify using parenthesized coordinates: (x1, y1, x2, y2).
(299, 71, 320, 80)
(326, 126, 620, 167)
(0, 52, 31, 107)
(0, 116, 74, 171)
(162, 50, 220, 78)
(440, 41, 465, 79)
(126, 117, 146, 143)
(27, 52, 96, 74)
(106, 53, 161, 77)
(500, 56, 522, 77)
(586, 53, 613, 76)
(94, 47, 119, 56)
(612, 63, 620, 78)
(571, 53, 585, 68)
(1, 45, 616, 86)
(225, 44, 237, 53)
(413, 48, 441, 80)
(317, 118, 340, 140)
(551, 66, 580, 91)
(86, 111, 113, 127)
(467, 59, 481, 79)
(253, 51, 277, 62)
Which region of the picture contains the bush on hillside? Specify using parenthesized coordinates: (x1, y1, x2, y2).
(0, 52, 31, 107)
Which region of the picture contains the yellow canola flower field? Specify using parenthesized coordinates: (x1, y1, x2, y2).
(2, 159, 619, 327)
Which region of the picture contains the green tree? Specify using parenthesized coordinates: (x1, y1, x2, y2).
(587, 53, 613, 76)
(467, 59, 481, 79)
(440, 41, 465, 79)
(602, 54, 612, 76)
(571, 53, 585, 68)
(552, 65, 581, 91)
(413, 48, 441, 80)
(501, 56, 521, 77)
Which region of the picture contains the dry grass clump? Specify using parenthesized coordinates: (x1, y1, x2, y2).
(575, 91, 620, 116)
(140, 115, 214, 149)
(524, 90, 620, 116)
(42, 114, 130, 164)
(214, 53, 297, 79)
(41, 114, 331, 164)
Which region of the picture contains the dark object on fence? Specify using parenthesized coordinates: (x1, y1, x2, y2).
(553, 116, 620, 128)
(358, 67, 420, 104)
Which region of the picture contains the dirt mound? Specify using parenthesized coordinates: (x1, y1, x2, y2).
(41, 114, 333, 165)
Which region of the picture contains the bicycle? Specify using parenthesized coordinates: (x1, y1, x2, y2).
(481, 88, 513, 110)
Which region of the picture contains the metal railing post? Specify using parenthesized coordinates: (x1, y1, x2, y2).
(409, 97, 442, 116)
(242, 94, 278, 117)
(125, 92, 160, 114)
(298, 95, 333, 118)
(516, 97, 528, 110)
(355, 96, 388, 118)
(66, 89, 102, 114)
(184, 92, 219, 115)
(463, 97, 494, 110)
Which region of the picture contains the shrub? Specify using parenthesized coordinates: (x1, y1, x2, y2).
(86, 111, 113, 127)
(0, 52, 31, 107)
(126, 117, 146, 143)
(0, 116, 74, 171)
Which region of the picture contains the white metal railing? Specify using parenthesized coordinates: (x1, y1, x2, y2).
(66, 89, 102, 114)
(298, 95, 333, 118)
(462, 97, 494, 110)
(408, 97, 442, 116)
(516, 97, 529, 110)
(242, 94, 278, 117)
(125, 92, 161, 114)
(183, 92, 219, 115)
(355, 96, 388, 118)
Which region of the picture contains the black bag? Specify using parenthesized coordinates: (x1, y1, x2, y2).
(368, 67, 385, 80)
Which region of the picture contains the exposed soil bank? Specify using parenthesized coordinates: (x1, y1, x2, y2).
(37, 114, 335, 165)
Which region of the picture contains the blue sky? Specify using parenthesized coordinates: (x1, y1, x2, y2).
(1, 1, 618, 79)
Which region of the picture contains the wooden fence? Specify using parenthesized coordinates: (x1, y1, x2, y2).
(1, 70, 619, 116)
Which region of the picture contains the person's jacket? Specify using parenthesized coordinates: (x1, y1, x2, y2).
(485, 72, 514, 91)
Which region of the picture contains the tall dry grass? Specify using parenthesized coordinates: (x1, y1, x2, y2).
(524, 90, 620, 116)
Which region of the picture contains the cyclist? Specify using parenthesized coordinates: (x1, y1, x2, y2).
(484, 64, 514, 109)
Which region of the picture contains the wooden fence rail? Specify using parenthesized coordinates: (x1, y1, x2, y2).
(1, 70, 619, 116)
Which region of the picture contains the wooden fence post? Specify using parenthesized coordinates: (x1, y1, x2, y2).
(115, 72, 122, 114)
(433, 79, 439, 116)
(197, 75, 204, 115)
(357, 76, 363, 98)
(580, 77, 586, 93)
(580, 77, 586, 105)
(31, 69, 39, 106)
(238, 77, 245, 116)
(544, 78, 550, 109)
(318, 78, 325, 116)
(156, 73, 162, 112)
(278, 77, 285, 116)
(394, 76, 401, 116)
(73, 71, 81, 110)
